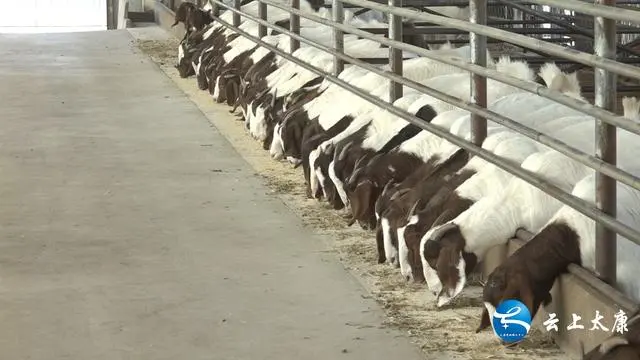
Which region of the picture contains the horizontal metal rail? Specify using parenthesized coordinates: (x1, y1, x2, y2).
(317, 0, 640, 7)
(390, 27, 640, 35)
(525, 0, 640, 25)
(258, 0, 640, 138)
(496, 0, 640, 58)
(227, 0, 640, 196)
(210, 0, 640, 246)
(254, 0, 640, 193)
(336, 0, 640, 82)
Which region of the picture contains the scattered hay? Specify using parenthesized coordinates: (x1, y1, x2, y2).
(135, 35, 568, 360)
(136, 39, 180, 65)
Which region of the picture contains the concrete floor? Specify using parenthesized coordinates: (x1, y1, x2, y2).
(0, 30, 425, 360)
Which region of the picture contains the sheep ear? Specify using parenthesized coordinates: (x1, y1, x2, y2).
(428, 148, 468, 180)
(353, 153, 369, 171)
(476, 307, 491, 333)
(324, 143, 335, 154)
(227, 80, 239, 108)
(432, 209, 454, 228)
(517, 275, 536, 318)
(376, 225, 386, 263)
(406, 199, 422, 221)
(406, 199, 421, 223)
(390, 188, 411, 202)
(381, 180, 394, 197)
(599, 337, 629, 354)
(271, 89, 277, 109)
(430, 222, 457, 241)
(368, 152, 384, 166)
(337, 142, 353, 161)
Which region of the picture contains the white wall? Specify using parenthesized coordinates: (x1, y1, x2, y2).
(0, 0, 108, 33)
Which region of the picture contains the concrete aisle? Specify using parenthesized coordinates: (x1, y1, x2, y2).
(0, 30, 425, 360)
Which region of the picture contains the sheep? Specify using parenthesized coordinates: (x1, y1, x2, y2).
(297, 43, 474, 145)
(328, 99, 437, 213)
(201, 8, 357, 117)
(176, 25, 228, 78)
(172, 1, 213, 35)
(332, 56, 535, 239)
(420, 148, 596, 308)
(273, 66, 369, 163)
(396, 134, 540, 279)
(478, 172, 640, 335)
(369, 67, 581, 259)
(476, 98, 640, 329)
(370, 64, 586, 265)
(243, 15, 393, 142)
(303, 44, 486, 201)
(182, 0, 311, 82)
(421, 98, 640, 307)
(248, 36, 393, 143)
(172, 2, 197, 28)
(388, 61, 583, 165)
(199, 6, 392, 142)
(313, 92, 430, 214)
(381, 131, 530, 268)
(321, 54, 524, 181)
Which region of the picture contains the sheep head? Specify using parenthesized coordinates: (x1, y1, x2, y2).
(421, 222, 478, 307)
(348, 179, 378, 230)
(477, 264, 542, 334)
(215, 70, 239, 104)
(403, 201, 449, 284)
(280, 111, 307, 163)
(172, 2, 196, 27)
(176, 41, 199, 78)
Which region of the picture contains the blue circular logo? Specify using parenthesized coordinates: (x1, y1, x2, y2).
(491, 299, 532, 343)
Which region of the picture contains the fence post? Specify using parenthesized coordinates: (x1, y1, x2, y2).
(388, 0, 403, 102)
(290, 0, 300, 53)
(594, 0, 618, 285)
(470, 0, 488, 146)
(233, 0, 241, 26)
(107, 0, 116, 30)
(332, 0, 344, 75)
(258, 0, 268, 37)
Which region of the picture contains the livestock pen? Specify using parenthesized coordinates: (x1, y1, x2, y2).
(143, 0, 640, 358)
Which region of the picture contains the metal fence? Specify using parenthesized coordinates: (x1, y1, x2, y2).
(199, 0, 640, 287)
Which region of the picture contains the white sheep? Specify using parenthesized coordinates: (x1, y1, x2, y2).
(422, 107, 640, 307)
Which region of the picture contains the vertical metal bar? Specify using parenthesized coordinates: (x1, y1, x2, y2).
(233, 0, 241, 26)
(594, 0, 618, 285)
(290, 0, 300, 53)
(470, 0, 487, 145)
(388, 0, 403, 102)
(332, 0, 345, 75)
(107, 0, 115, 30)
(258, 0, 268, 38)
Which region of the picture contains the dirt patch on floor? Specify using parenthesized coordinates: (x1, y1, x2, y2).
(136, 38, 180, 66)
(133, 34, 569, 360)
